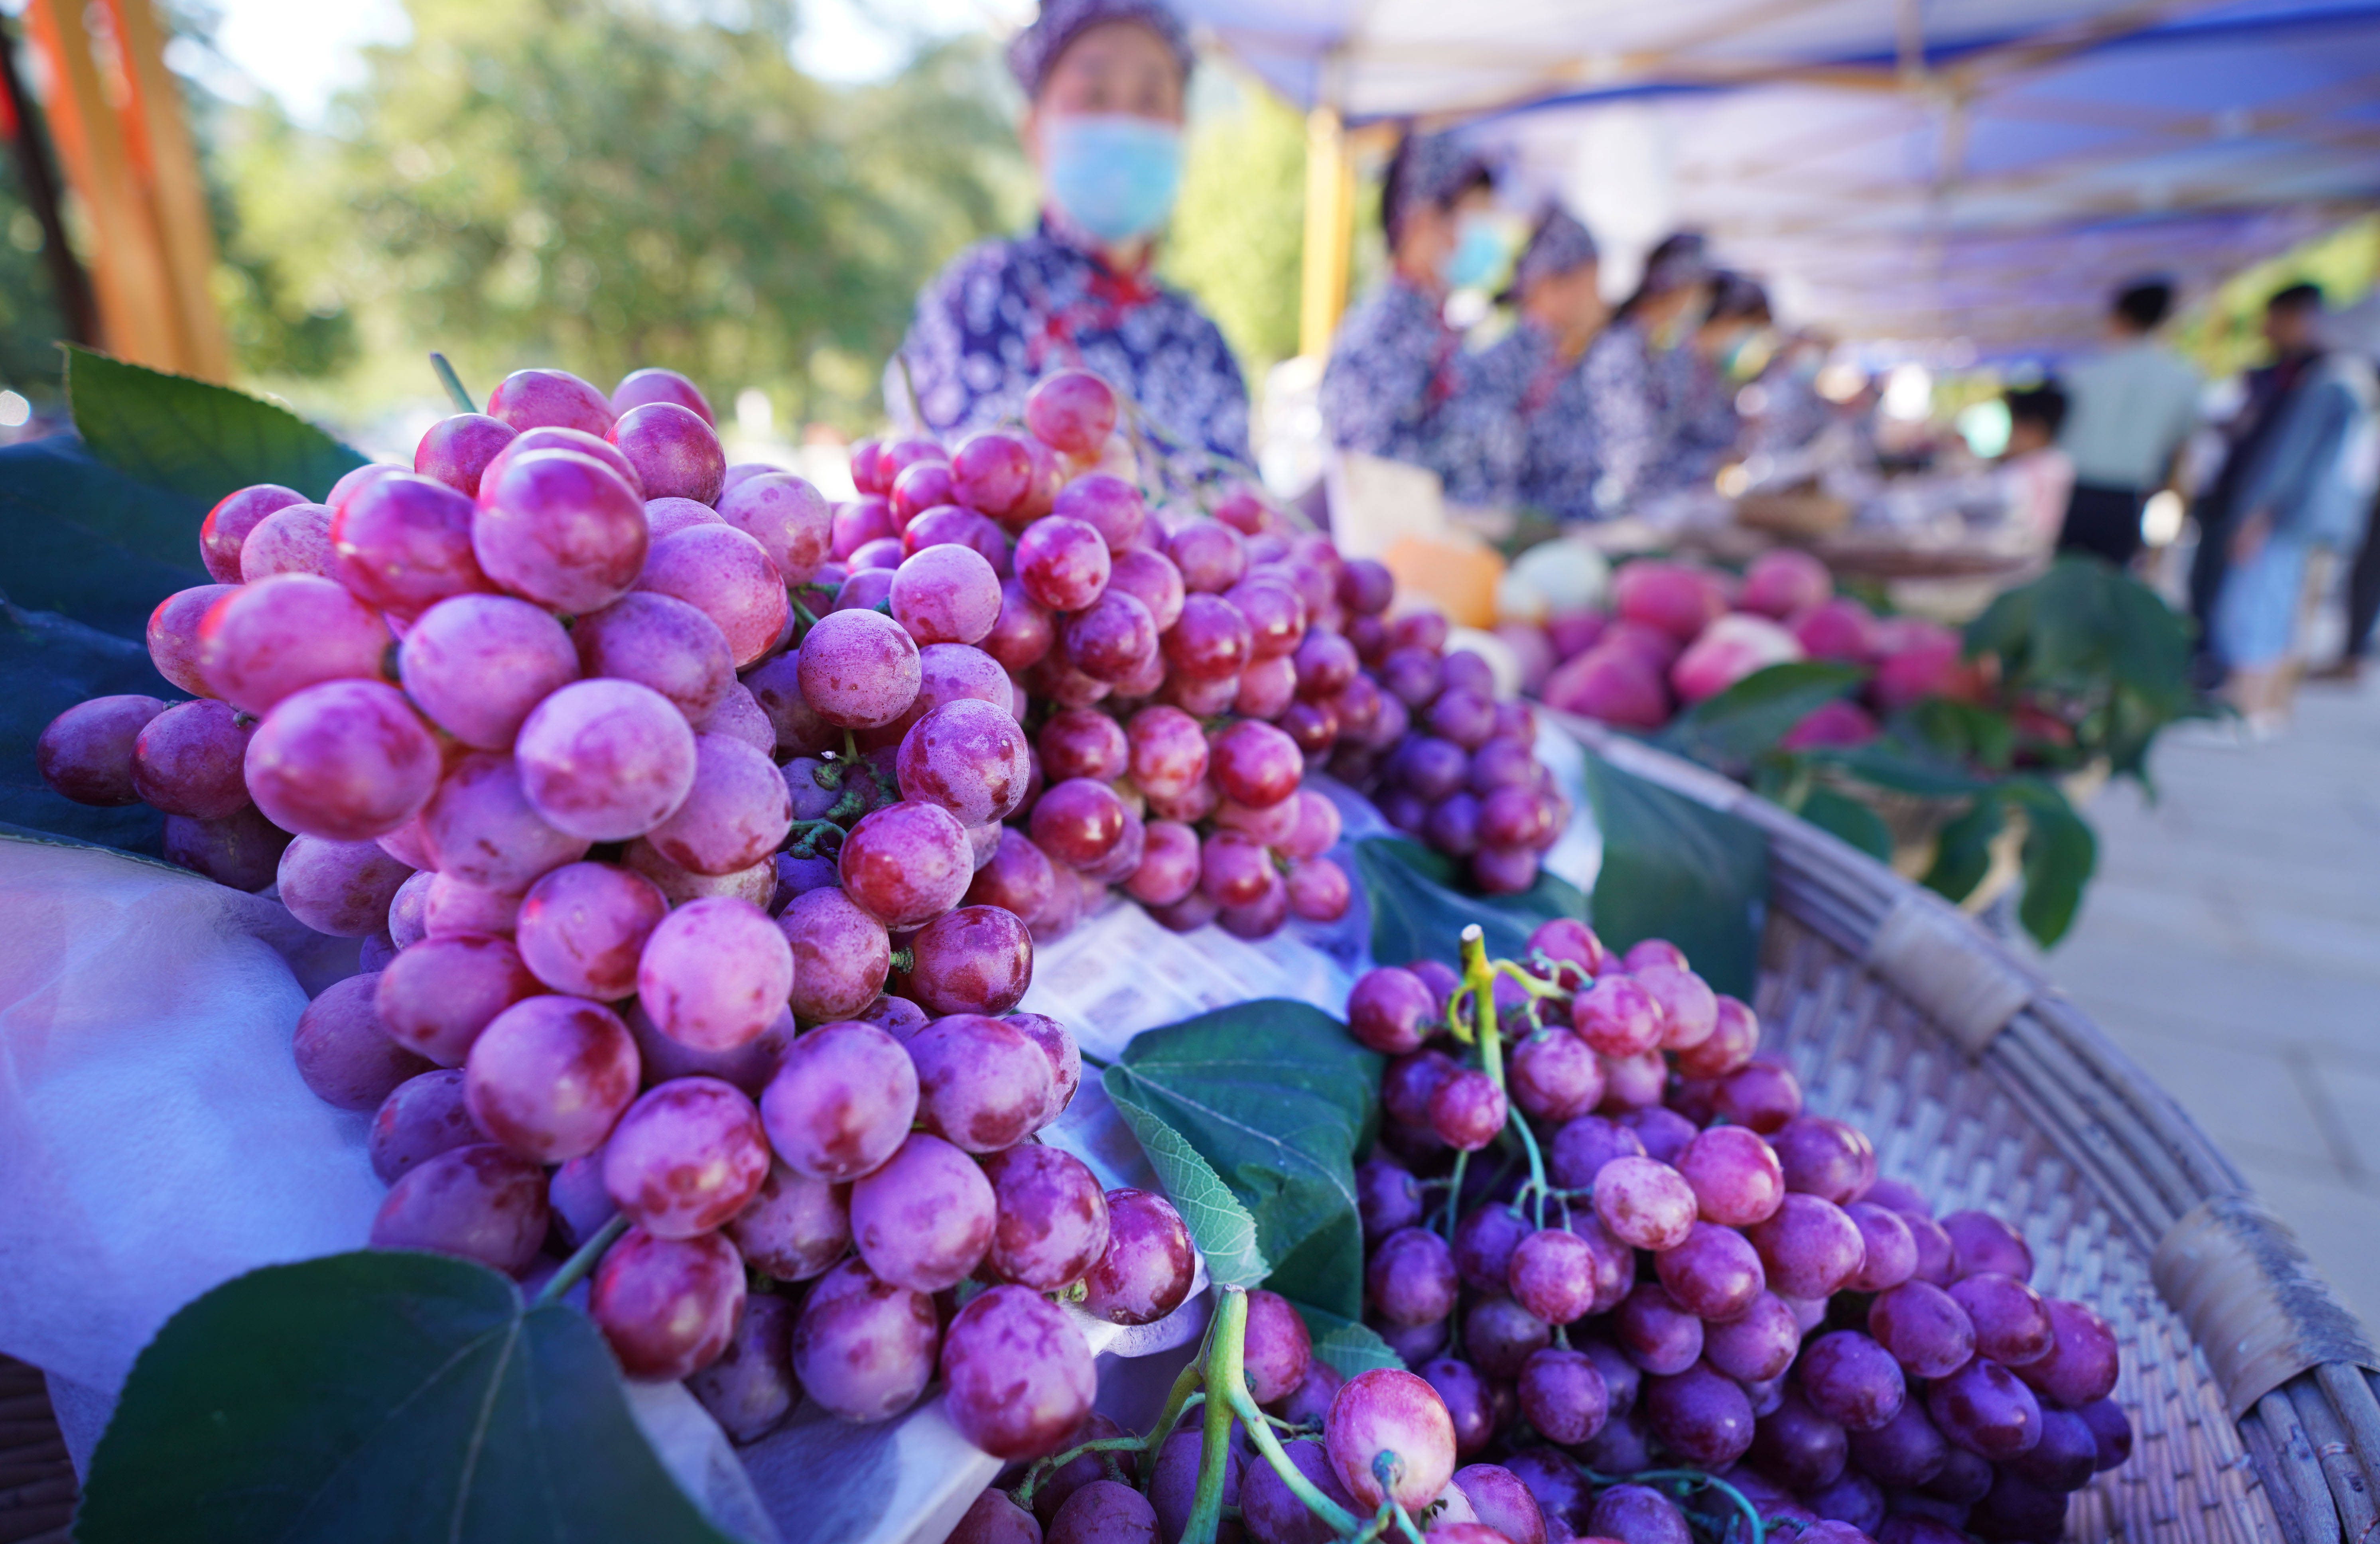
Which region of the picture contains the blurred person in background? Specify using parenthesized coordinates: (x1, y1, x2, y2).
(2310, 294, 2380, 683)
(1653, 270, 1773, 493)
(1456, 206, 1611, 519)
(1320, 130, 1514, 490)
(2189, 283, 2337, 685)
(1998, 384, 2077, 552)
(2055, 277, 2200, 567)
(891, 0, 1247, 484)
(2208, 289, 2379, 726)
(1572, 232, 1715, 512)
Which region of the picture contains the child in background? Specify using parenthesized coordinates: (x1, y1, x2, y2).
(1997, 385, 2078, 554)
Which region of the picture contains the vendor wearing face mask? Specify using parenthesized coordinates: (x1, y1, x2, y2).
(1576, 231, 1715, 513)
(1653, 270, 1772, 493)
(1319, 130, 1515, 492)
(1459, 207, 1614, 519)
(891, 0, 1247, 486)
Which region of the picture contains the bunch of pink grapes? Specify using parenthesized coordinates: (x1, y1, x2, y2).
(1295, 921, 2131, 1544)
(33, 362, 1203, 1458)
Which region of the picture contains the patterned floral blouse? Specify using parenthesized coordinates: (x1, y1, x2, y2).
(1459, 318, 1665, 520)
(1320, 278, 1519, 504)
(889, 217, 1252, 490)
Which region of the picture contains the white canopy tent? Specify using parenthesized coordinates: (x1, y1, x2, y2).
(1177, 0, 2380, 355)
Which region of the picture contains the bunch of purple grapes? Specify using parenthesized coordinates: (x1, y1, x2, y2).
(1322, 615, 1570, 897)
(831, 372, 1391, 944)
(32, 361, 1202, 1456)
(1322, 921, 2130, 1544)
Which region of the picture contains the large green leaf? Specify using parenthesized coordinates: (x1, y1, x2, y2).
(0, 601, 173, 857)
(1921, 797, 2002, 906)
(1659, 660, 1864, 768)
(2006, 780, 2097, 947)
(0, 435, 212, 638)
(77, 1251, 739, 1544)
(68, 345, 369, 505)
(1354, 835, 1588, 970)
(1105, 1001, 1381, 1320)
(1794, 786, 1893, 864)
(1101, 1069, 1269, 1289)
(1581, 752, 1767, 999)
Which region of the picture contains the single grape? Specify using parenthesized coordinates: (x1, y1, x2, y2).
(1080, 1187, 1195, 1325)
(726, 1160, 851, 1282)
(1123, 818, 1201, 906)
(1844, 1200, 1919, 1292)
(477, 425, 641, 499)
(570, 590, 733, 725)
(420, 751, 592, 892)
(940, 1284, 1098, 1463)
(589, 1226, 744, 1381)
(368, 1068, 477, 1183)
(601, 1075, 771, 1238)
(1571, 974, 1665, 1056)
(278, 835, 413, 937)
(839, 800, 973, 926)
(1675, 993, 1760, 1078)
(122, 699, 252, 820)
(848, 1132, 995, 1291)
(636, 896, 794, 1051)
(979, 1144, 1109, 1291)
(374, 934, 544, 1065)
(1285, 858, 1350, 922)
(369, 1142, 548, 1274)
(645, 735, 792, 877)
(36, 695, 165, 806)
(950, 1489, 1040, 1544)
(1013, 516, 1112, 613)
(1800, 1329, 1908, 1432)
(1239, 1434, 1355, 1544)
(790, 1256, 940, 1422)
(329, 472, 490, 615)
(1511, 1348, 1608, 1449)
(686, 1293, 798, 1446)
(1641, 1361, 1758, 1469)
(1614, 1282, 1704, 1375)
(1653, 1221, 1766, 1322)
(898, 699, 1030, 826)
(610, 367, 713, 423)
(607, 400, 723, 504)
(1848, 1396, 1951, 1488)
(1702, 1290, 1800, 1383)
(904, 905, 1033, 1016)
(1926, 1356, 2043, 1459)
(1061, 590, 1157, 682)
(636, 523, 788, 668)
(889, 461, 956, 528)
(1942, 1209, 2035, 1281)
(1592, 1155, 1698, 1250)
(2014, 1298, 2119, 1405)
(292, 972, 432, 1111)
(1366, 1226, 1459, 1327)
(1869, 1279, 1978, 1379)
(908, 1012, 1054, 1152)
(714, 473, 830, 585)
(463, 994, 639, 1160)
(394, 593, 579, 750)
(1326, 1367, 1456, 1511)
(514, 679, 698, 842)
(1446, 1204, 1525, 1293)
(199, 483, 307, 581)
(473, 448, 647, 614)
(485, 368, 616, 436)
(1455, 1296, 1548, 1381)
(1025, 370, 1117, 456)
(512, 861, 668, 998)
(1507, 1030, 1603, 1122)
(240, 501, 337, 581)
(1505, 1228, 1597, 1325)
(1746, 1192, 1868, 1299)
(1029, 778, 1127, 871)
(981, 577, 1056, 671)
(1750, 1386, 1851, 1491)
(1907, 1213, 1958, 1285)
(770, 885, 891, 1022)
(161, 805, 292, 889)
(1712, 1058, 1805, 1131)
(1771, 1115, 1879, 1204)
(798, 608, 923, 730)
(1416, 1358, 1496, 1460)
(760, 1017, 918, 1181)
(890, 543, 1002, 648)
(147, 585, 235, 697)
(2079, 1396, 2134, 1472)
(965, 827, 1059, 920)
(197, 573, 391, 717)
(1216, 868, 1289, 939)
(1210, 718, 1300, 808)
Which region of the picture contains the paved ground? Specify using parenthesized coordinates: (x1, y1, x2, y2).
(2039, 668, 2380, 1327)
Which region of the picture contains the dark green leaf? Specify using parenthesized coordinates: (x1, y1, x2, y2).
(1807, 742, 1989, 800)
(1354, 835, 1586, 970)
(1291, 1304, 1405, 1379)
(1659, 660, 1865, 767)
(1107, 1000, 1381, 1319)
(1581, 753, 1767, 999)
(1100, 1067, 1269, 1289)
(0, 435, 212, 638)
(77, 1250, 738, 1544)
(1796, 787, 1894, 863)
(68, 345, 369, 504)
(1921, 798, 2002, 905)
(2005, 780, 2097, 947)
(0, 601, 173, 857)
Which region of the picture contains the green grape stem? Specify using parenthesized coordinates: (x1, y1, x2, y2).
(531, 1212, 628, 1308)
(429, 351, 477, 414)
(1179, 1288, 1247, 1544)
(1458, 927, 1550, 1226)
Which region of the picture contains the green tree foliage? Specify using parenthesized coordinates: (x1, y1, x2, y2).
(0, 154, 69, 410)
(205, 0, 1026, 428)
(1161, 67, 1305, 380)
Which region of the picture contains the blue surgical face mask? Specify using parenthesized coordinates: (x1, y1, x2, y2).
(1042, 114, 1184, 245)
(1442, 213, 1508, 292)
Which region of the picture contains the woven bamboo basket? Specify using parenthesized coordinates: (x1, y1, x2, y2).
(7, 732, 2375, 1544)
(1558, 711, 2380, 1544)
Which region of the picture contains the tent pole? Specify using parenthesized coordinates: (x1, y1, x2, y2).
(0, 14, 99, 349)
(1298, 104, 1354, 360)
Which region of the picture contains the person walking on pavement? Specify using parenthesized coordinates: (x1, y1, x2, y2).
(2055, 278, 2200, 568)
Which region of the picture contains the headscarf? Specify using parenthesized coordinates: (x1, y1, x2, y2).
(1637, 232, 1714, 298)
(1383, 129, 1492, 243)
(1501, 206, 1598, 304)
(1007, 0, 1195, 98)
(1704, 270, 1771, 325)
